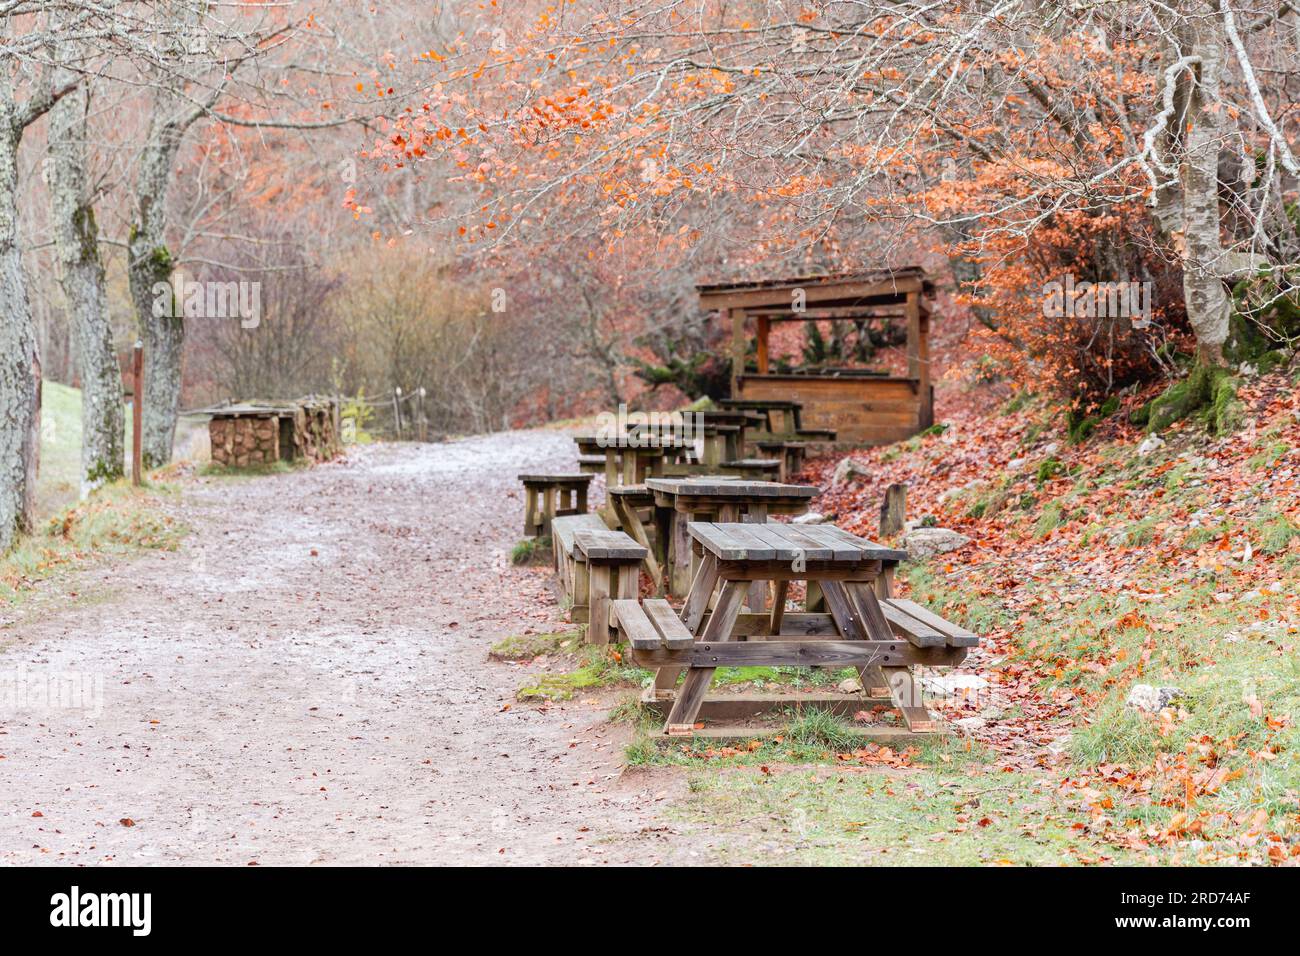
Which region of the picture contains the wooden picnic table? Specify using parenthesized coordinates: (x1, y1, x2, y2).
(717, 398, 804, 434)
(628, 521, 973, 737)
(717, 397, 836, 443)
(640, 476, 818, 596)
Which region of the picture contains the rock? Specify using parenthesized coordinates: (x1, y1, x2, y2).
(793, 511, 828, 525)
(831, 457, 869, 487)
(1041, 442, 1060, 457)
(953, 716, 986, 731)
(939, 479, 986, 505)
(921, 674, 988, 698)
(1137, 434, 1164, 457)
(902, 527, 972, 560)
(837, 677, 863, 694)
(1007, 457, 1027, 471)
(1125, 684, 1181, 713)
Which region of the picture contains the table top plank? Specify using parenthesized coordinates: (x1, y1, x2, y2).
(645, 477, 818, 499)
(574, 529, 649, 561)
(689, 522, 905, 562)
(809, 523, 909, 561)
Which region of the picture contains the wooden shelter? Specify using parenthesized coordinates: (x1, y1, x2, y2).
(698, 268, 936, 446)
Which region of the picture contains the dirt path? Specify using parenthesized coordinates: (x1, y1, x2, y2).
(0, 432, 693, 865)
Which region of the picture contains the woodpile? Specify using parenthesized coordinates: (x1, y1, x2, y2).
(206, 397, 340, 468)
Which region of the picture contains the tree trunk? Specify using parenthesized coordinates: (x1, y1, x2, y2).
(1180, 36, 1233, 367)
(128, 96, 187, 469)
(50, 77, 124, 494)
(0, 85, 41, 552)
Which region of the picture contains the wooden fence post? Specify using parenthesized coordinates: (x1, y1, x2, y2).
(131, 341, 143, 486)
(393, 386, 403, 441)
(417, 386, 427, 442)
(879, 482, 907, 537)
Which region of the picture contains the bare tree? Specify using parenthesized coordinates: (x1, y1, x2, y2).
(49, 35, 122, 492)
(0, 7, 82, 551)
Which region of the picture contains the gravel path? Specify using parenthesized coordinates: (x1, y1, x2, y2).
(0, 432, 691, 865)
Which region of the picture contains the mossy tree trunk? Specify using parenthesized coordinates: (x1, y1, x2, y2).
(1179, 35, 1232, 368)
(50, 69, 124, 493)
(128, 92, 190, 470)
(0, 27, 71, 552)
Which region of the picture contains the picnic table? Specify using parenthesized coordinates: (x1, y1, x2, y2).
(621, 521, 976, 738)
(717, 397, 836, 443)
(571, 433, 696, 487)
(640, 476, 818, 595)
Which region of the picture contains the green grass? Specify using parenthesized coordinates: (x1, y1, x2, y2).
(489, 629, 582, 661)
(510, 537, 552, 566)
(36, 380, 135, 517)
(515, 644, 650, 701)
(664, 766, 1135, 865)
(199, 460, 296, 478)
(1, 480, 184, 604)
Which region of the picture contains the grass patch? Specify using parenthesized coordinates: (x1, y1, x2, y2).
(1253, 513, 1300, 554)
(489, 629, 582, 661)
(664, 766, 1118, 865)
(199, 460, 297, 478)
(515, 644, 650, 701)
(1, 481, 184, 604)
(1033, 500, 1064, 538)
(510, 536, 552, 566)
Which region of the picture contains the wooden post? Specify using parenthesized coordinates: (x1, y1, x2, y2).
(392, 386, 403, 441)
(918, 304, 933, 428)
(879, 482, 907, 537)
(417, 386, 427, 442)
(131, 341, 143, 486)
(728, 308, 744, 397)
(755, 316, 770, 374)
(906, 291, 933, 428)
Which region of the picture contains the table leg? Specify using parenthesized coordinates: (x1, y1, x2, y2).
(770, 579, 789, 634)
(669, 509, 694, 596)
(850, 581, 930, 725)
(741, 503, 767, 610)
(587, 563, 612, 644)
(612, 495, 662, 593)
(653, 553, 719, 694)
(543, 486, 559, 536)
(604, 448, 619, 488)
(822, 580, 889, 698)
(665, 579, 748, 733)
(524, 485, 538, 536)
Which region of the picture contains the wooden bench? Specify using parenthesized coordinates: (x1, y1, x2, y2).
(577, 454, 606, 474)
(720, 458, 781, 480)
(574, 529, 647, 644)
(518, 473, 593, 537)
(551, 513, 608, 620)
(611, 598, 695, 650)
(754, 440, 809, 481)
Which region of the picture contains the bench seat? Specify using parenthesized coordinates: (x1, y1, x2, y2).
(518, 473, 594, 536)
(610, 598, 695, 650)
(551, 514, 608, 615)
(574, 529, 647, 644)
(880, 597, 979, 648)
(720, 458, 781, 479)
